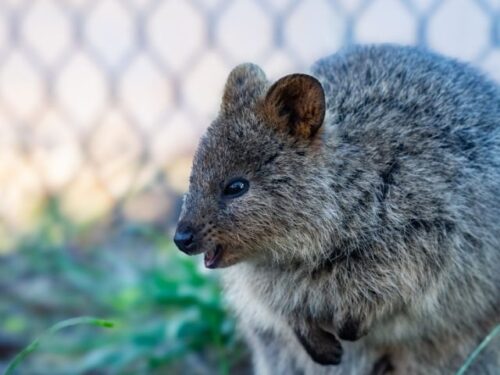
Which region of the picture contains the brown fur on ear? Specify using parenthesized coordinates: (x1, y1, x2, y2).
(221, 63, 267, 114)
(264, 74, 325, 139)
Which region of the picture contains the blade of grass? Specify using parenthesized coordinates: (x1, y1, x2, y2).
(456, 324, 500, 375)
(3, 316, 115, 375)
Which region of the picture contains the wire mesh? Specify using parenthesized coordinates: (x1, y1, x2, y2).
(0, 0, 499, 241)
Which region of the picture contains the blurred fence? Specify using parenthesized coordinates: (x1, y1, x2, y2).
(0, 0, 499, 244)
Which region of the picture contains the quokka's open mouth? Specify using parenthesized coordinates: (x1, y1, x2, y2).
(204, 245, 224, 269)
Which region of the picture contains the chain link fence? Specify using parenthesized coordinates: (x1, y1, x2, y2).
(0, 0, 499, 245)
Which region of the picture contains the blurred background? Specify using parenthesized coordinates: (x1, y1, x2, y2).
(0, 0, 499, 374)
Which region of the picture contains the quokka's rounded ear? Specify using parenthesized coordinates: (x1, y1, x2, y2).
(221, 63, 267, 114)
(264, 74, 325, 139)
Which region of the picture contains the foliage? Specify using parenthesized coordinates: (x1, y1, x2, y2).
(4, 317, 115, 375)
(0, 199, 248, 375)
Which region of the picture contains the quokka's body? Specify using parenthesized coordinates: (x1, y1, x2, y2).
(175, 45, 500, 374)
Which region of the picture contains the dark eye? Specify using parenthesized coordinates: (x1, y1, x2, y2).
(223, 178, 249, 198)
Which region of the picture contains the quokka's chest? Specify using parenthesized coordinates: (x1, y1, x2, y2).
(223, 264, 335, 325)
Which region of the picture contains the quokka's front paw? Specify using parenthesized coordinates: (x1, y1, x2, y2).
(294, 325, 343, 365)
(336, 317, 366, 342)
(316, 316, 367, 342)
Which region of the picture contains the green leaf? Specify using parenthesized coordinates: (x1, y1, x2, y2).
(456, 324, 500, 375)
(3, 316, 115, 375)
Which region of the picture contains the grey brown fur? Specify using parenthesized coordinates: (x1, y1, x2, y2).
(175, 45, 500, 374)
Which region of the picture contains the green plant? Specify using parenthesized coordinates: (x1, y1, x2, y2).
(0, 199, 248, 374)
(3, 317, 115, 375)
(456, 325, 500, 375)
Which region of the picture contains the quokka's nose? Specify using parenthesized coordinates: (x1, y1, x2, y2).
(174, 224, 196, 254)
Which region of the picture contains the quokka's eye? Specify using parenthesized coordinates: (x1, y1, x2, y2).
(222, 178, 249, 199)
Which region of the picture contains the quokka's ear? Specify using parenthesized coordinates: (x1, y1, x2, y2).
(221, 63, 267, 114)
(264, 74, 325, 139)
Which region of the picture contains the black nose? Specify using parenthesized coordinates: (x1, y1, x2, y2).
(174, 224, 195, 254)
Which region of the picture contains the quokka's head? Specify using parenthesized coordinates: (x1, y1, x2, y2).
(174, 63, 329, 268)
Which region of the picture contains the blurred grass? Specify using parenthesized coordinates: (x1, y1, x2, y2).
(0, 198, 249, 375)
(4, 317, 115, 375)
